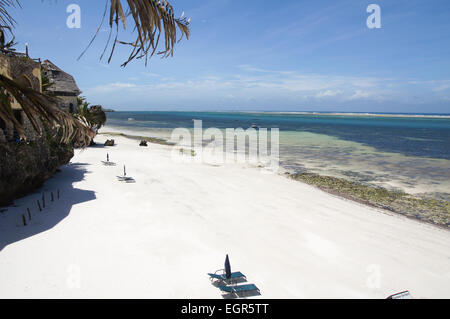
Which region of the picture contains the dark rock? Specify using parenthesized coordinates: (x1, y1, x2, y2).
(139, 140, 148, 147)
(104, 139, 115, 147)
(0, 132, 74, 207)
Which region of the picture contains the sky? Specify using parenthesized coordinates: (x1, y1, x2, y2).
(7, 0, 450, 113)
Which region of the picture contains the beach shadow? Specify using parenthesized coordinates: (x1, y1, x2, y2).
(0, 162, 96, 251)
(89, 143, 107, 149)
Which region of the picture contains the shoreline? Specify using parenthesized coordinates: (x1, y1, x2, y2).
(106, 110, 450, 119)
(102, 130, 449, 229)
(288, 173, 449, 229)
(241, 111, 450, 119)
(99, 131, 175, 146)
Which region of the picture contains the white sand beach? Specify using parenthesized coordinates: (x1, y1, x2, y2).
(0, 133, 449, 299)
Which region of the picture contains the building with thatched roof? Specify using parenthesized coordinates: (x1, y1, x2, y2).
(42, 60, 81, 114)
(0, 52, 43, 142)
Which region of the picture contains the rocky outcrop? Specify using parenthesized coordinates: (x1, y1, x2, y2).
(104, 139, 115, 146)
(0, 53, 92, 207)
(0, 131, 74, 207)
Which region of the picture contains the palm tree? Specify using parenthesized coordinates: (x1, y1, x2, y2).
(0, 0, 190, 145)
(76, 100, 107, 134)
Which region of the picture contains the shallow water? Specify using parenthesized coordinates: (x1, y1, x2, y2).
(104, 111, 450, 199)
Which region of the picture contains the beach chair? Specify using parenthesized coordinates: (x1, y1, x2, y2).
(208, 271, 247, 282)
(102, 153, 116, 166)
(218, 284, 260, 295)
(102, 161, 116, 166)
(117, 165, 135, 183)
(117, 176, 136, 183)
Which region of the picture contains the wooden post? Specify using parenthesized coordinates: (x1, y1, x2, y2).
(22, 214, 27, 226)
(37, 200, 42, 212)
(42, 192, 46, 208)
(51, 192, 54, 202)
(27, 208, 31, 220)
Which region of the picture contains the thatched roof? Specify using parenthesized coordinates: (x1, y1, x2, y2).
(42, 60, 81, 96)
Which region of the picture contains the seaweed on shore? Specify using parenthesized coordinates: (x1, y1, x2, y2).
(99, 132, 175, 146)
(288, 172, 450, 228)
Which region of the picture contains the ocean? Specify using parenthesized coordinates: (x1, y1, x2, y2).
(104, 111, 450, 199)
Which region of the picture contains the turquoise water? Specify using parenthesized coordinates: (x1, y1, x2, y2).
(104, 111, 450, 198)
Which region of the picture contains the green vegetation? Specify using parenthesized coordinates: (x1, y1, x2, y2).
(41, 73, 53, 93)
(289, 172, 450, 228)
(75, 97, 107, 133)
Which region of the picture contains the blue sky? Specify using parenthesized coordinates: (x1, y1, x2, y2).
(8, 0, 450, 113)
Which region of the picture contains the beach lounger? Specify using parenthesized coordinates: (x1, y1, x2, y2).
(102, 154, 116, 166)
(102, 161, 116, 166)
(117, 165, 135, 182)
(117, 176, 136, 183)
(117, 176, 133, 181)
(218, 284, 260, 294)
(208, 272, 246, 282)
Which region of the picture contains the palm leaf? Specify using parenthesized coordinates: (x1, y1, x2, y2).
(79, 0, 191, 67)
(0, 0, 20, 30)
(0, 74, 94, 147)
(0, 0, 20, 49)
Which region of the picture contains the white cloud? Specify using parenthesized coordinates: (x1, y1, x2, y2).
(347, 90, 374, 101)
(84, 65, 450, 108)
(88, 82, 137, 94)
(432, 81, 450, 92)
(316, 90, 343, 98)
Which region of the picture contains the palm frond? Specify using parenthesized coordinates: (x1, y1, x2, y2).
(79, 0, 191, 67)
(0, 74, 94, 147)
(75, 104, 107, 133)
(0, 0, 20, 49)
(0, 0, 20, 30)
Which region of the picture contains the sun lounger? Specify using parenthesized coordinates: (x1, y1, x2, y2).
(117, 176, 136, 183)
(102, 161, 116, 166)
(117, 176, 133, 180)
(218, 284, 259, 294)
(208, 272, 246, 281)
